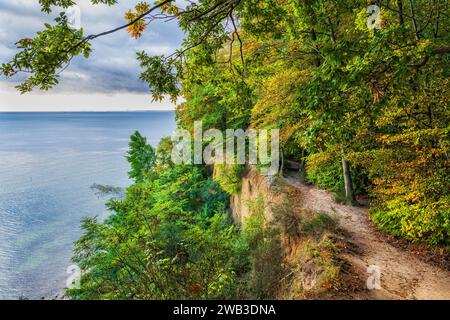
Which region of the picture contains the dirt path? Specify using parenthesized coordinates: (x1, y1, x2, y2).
(283, 173, 450, 300)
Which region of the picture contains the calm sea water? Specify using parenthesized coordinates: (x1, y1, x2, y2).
(0, 112, 176, 299)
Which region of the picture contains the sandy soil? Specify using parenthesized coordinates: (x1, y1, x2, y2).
(283, 173, 450, 300)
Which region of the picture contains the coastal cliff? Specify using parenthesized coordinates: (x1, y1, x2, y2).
(228, 166, 280, 225)
(227, 167, 450, 299)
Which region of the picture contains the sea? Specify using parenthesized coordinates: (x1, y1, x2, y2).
(0, 112, 176, 299)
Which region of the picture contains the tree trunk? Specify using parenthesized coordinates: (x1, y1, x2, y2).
(299, 149, 307, 182)
(310, 29, 321, 67)
(408, 0, 420, 40)
(341, 156, 355, 204)
(397, 0, 405, 25)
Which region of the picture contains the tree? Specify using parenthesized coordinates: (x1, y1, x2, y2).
(1, 0, 247, 99)
(127, 131, 156, 183)
(68, 135, 241, 299)
(155, 136, 174, 172)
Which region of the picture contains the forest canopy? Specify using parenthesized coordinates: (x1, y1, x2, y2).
(2, 1, 449, 255)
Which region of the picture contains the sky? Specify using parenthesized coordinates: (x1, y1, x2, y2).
(0, 0, 186, 111)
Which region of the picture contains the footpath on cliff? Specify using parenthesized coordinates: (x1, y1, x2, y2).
(283, 171, 450, 300)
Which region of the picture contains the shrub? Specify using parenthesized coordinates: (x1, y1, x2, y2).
(371, 198, 450, 246)
(67, 164, 240, 300)
(214, 164, 247, 194)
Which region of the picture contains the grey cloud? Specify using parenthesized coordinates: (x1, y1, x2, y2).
(0, 0, 185, 94)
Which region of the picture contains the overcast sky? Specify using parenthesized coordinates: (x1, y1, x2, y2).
(0, 0, 186, 111)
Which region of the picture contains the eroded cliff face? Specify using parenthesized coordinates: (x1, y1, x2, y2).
(228, 166, 283, 225)
(225, 166, 351, 299)
(220, 167, 450, 300)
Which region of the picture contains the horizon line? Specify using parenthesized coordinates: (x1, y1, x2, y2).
(0, 110, 175, 113)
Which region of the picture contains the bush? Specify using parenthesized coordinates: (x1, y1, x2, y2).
(306, 152, 344, 193)
(67, 164, 240, 300)
(372, 197, 450, 246)
(356, 132, 450, 246)
(214, 164, 247, 194)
